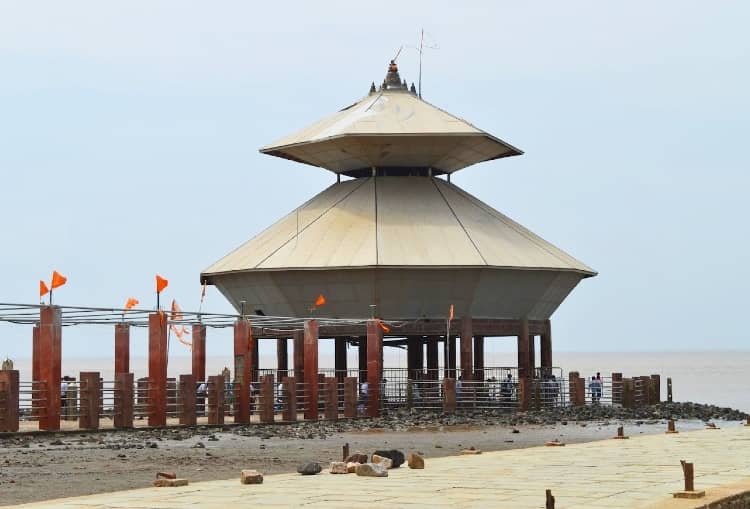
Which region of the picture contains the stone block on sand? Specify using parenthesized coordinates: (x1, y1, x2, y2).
(153, 478, 189, 487)
(407, 453, 424, 469)
(297, 462, 322, 475)
(345, 453, 368, 464)
(240, 470, 263, 484)
(371, 454, 393, 469)
(355, 463, 388, 477)
(330, 461, 348, 474)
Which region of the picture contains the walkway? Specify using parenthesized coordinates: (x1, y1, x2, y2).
(15, 425, 750, 508)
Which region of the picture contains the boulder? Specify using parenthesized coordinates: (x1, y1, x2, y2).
(372, 449, 405, 468)
(329, 461, 348, 474)
(240, 470, 263, 484)
(297, 462, 322, 475)
(345, 452, 368, 464)
(153, 478, 189, 487)
(355, 463, 388, 477)
(346, 462, 359, 473)
(407, 453, 424, 469)
(371, 454, 393, 469)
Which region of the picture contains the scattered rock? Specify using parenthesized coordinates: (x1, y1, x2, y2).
(461, 449, 482, 455)
(345, 453, 368, 464)
(372, 449, 405, 468)
(355, 463, 388, 477)
(153, 478, 188, 487)
(407, 453, 424, 469)
(297, 462, 322, 475)
(346, 462, 359, 473)
(240, 469, 263, 484)
(192, 442, 205, 449)
(371, 454, 393, 469)
(50, 440, 64, 446)
(329, 461, 348, 474)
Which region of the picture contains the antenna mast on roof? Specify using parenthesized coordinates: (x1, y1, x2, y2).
(414, 29, 437, 98)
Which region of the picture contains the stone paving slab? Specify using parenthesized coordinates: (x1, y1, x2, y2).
(13, 426, 750, 509)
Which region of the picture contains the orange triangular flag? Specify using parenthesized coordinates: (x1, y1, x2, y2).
(156, 275, 168, 294)
(314, 294, 326, 307)
(125, 297, 139, 310)
(51, 271, 67, 289)
(448, 304, 454, 321)
(39, 280, 50, 297)
(378, 320, 391, 333)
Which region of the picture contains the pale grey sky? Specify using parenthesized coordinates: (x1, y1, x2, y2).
(1, 1, 748, 360)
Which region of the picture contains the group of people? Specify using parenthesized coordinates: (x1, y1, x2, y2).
(588, 372, 603, 403)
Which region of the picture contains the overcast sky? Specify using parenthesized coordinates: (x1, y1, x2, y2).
(1, 1, 748, 361)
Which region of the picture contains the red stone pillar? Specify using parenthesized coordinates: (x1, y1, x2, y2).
(32, 325, 40, 419)
(358, 336, 367, 383)
(343, 377, 357, 418)
(192, 324, 206, 383)
(650, 374, 661, 403)
(426, 337, 439, 380)
(447, 336, 457, 379)
(611, 372, 623, 405)
(251, 337, 260, 383)
(277, 338, 289, 382)
(407, 336, 419, 380)
(0, 370, 19, 432)
(260, 375, 274, 423)
(517, 319, 531, 379)
(233, 319, 251, 424)
(366, 320, 383, 418)
(179, 374, 196, 426)
(473, 335, 485, 380)
(207, 375, 224, 425)
(39, 306, 62, 431)
(114, 372, 133, 428)
(334, 337, 347, 381)
(443, 378, 456, 414)
(324, 377, 338, 420)
(114, 323, 130, 375)
(540, 320, 552, 377)
(282, 376, 296, 422)
(293, 330, 304, 410)
(148, 312, 167, 427)
(79, 371, 101, 430)
(460, 316, 473, 381)
(568, 371, 579, 406)
(303, 319, 319, 421)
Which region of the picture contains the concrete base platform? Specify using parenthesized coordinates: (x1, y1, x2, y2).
(13, 426, 750, 509)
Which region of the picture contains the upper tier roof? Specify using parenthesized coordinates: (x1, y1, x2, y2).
(260, 62, 523, 175)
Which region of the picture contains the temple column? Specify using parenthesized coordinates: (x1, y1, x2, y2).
(447, 336, 457, 379)
(303, 319, 319, 421)
(517, 319, 530, 379)
(114, 323, 130, 375)
(334, 337, 347, 381)
(252, 337, 260, 383)
(192, 323, 206, 383)
(426, 336, 439, 380)
(293, 330, 304, 410)
(366, 320, 383, 418)
(38, 306, 62, 430)
(540, 320, 552, 377)
(277, 338, 289, 381)
(529, 333, 536, 379)
(407, 336, 421, 380)
(147, 312, 167, 427)
(473, 335, 485, 380)
(358, 336, 367, 383)
(233, 319, 251, 424)
(460, 316, 473, 381)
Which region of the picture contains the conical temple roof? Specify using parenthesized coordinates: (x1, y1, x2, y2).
(260, 63, 522, 175)
(201, 177, 595, 277)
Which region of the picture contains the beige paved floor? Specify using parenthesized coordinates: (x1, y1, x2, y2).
(14, 425, 750, 509)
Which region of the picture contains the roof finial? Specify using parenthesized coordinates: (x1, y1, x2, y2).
(369, 82, 376, 94)
(384, 60, 403, 89)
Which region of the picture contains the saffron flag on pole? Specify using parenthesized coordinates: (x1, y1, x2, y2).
(378, 320, 391, 333)
(156, 275, 168, 294)
(448, 304, 454, 321)
(169, 299, 192, 348)
(39, 280, 50, 297)
(314, 294, 326, 307)
(51, 271, 67, 289)
(125, 297, 139, 310)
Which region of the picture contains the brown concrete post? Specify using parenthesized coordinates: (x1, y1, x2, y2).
(519, 376, 530, 411)
(32, 326, 40, 419)
(366, 320, 383, 418)
(79, 371, 101, 430)
(667, 377, 673, 402)
(179, 374, 196, 426)
(113, 372, 133, 428)
(114, 323, 130, 375)
(426, 336, 438, 380)
(277, 338, 289, 382)
(611, 372, 623, 404)
(39, 306, 62, 431)
(540, 320, 552, 377)
(293, 330, 304, 410)
(334, 337, 347, 380)
(622, 378, 634, 408)
(681, 461, 695, 492)
(343, 377, 357, 418)
(407, 336, 419, 380)
(251, 337, 260, 383)
(207, 375, 224, 425)
(529, 335, 536, 379)
(233, 319, 251, 424)
(303, 319, 319, 421)
(473, 335, 485, 380)
(443, 378, 456, 414)
(518, 319, 531, 380)
(192, 324, 206, 383)
(358, 335, 367, 383)
(650, 374, 661, 403)
(460, 316, 473, 381)
(147, 313, 167, 427)
(260, 375, 274, 423)
(577, 376, 585, 405)
(0, 370, 19, 432)
(568, 371, 580, 406)
(324, 377, 338, 420)
(282, 376, 296, 421)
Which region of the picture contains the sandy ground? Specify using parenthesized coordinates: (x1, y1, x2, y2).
(0, 419, 717, 506)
